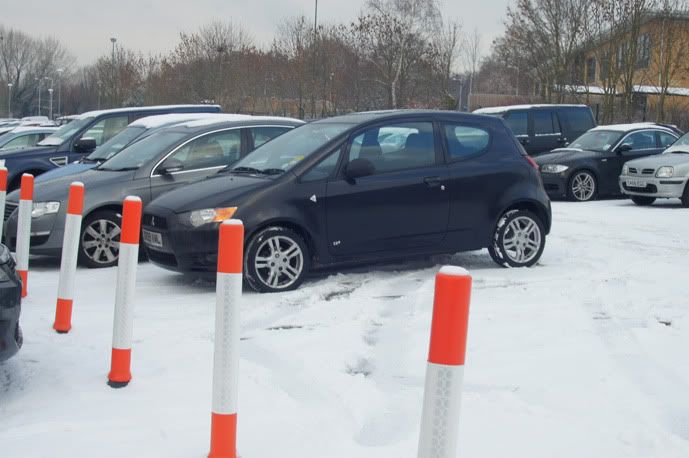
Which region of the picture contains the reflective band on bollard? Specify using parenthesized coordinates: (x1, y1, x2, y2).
(418, 266, 471, 458)
(53, 182, 85, 333)
(16, 174, 34, 298)
(0, 168, 7, 240)
(208, 219, 244, 458)
(107, 196, 142, 388)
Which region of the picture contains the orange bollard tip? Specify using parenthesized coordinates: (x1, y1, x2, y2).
(19, 174, 34, 201)
(0, 168, 7, 191)
(218, 220, 244, 275)
(428, 267, 472, 366)
(121, 197, 143, 245)
(67, 183, 85, 215)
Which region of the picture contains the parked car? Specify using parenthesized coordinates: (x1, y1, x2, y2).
(535, 123, 680, 201)
(35, 112, 235, 183)
(0, 104, 222, 191)
(619, 132, 689, 207)
(3, 116, 303, 268)
(0, 243, 23, 362)
(473, 104, 596, 156)
(0, 126, 58, 152)
(141, 110, 552, 293)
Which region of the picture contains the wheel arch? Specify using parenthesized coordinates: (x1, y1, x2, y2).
(82, 203, 123, 223)
(497, 199, 551, 234)
(245, 218, 318, 263)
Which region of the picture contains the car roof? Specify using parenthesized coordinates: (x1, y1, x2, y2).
(76, 104, 222, 120)
(129, 113, 233, 129)
(163, 116, 305, 135)
(473, 104, 590, 114)
(313, 109, 502, 125)
(5, 126, 58, 134)
(590, 123, 677, 134)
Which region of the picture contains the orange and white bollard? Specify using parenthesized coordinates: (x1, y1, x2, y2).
(107, 196, 142, 388)
(0, 167, 8, 239)
(53, 182, 85, 333)
(417, 266, 472, 458)
(16, 173, 34, 298)
(208, 219, 244, 458)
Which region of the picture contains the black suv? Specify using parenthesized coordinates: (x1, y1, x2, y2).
(474, 104, 596, 156)
(142, 110, 552, 292)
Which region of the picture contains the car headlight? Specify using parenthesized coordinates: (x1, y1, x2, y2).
(32, 201, 60, 218)
(622, 165, 629, 175)
(182, 207, 237, 227)
(0, 244, 10, 264)
(540, 164, 569, 174)
(656, 166, 674, 178)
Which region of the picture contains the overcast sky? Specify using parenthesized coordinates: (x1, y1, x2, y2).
(4, 0, 510, 65)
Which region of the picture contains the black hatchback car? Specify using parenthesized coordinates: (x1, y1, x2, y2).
(142, 110, 552, 292)
(535, 123, 680, 201)
(0, 244, 22, 362)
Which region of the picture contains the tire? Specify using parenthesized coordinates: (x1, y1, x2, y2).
(682, 183, 689, 208)
(489, 209, 546, 268)
(244, 226, 310, 293)
(631, 195, 656, 206)
(78, 210, 122, 268)
(567, 170, 597, 202)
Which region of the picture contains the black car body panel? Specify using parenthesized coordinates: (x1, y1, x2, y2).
(142, 110, 552, 277)
(0, 245, 23, 362)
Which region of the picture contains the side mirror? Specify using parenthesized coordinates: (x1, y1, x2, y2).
(74, 137, 97, 153)
(344, 158, 375, 181)
(517, 136, 529, 146)
(617, 144, 632, 154)
(158, 158, 184, 175)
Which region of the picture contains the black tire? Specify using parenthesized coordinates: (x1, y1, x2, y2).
(489, 209, 546, 268)
(631, 195, 656, 206)
(244, 226, 310, 293)
(567, 170, 597, 202)
(681, 183, 689, 208)
(78, 210, 122, 268)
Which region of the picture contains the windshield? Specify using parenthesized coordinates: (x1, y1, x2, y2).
(98, 130, 187, 171)
(568, 130, 623, 152)
(666, 132, 689, 153)
(86, 126, 146, 161)
(231, 123, 350, 174)
(38, 117, 94, 146)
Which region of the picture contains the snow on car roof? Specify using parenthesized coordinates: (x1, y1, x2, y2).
(76, 104, 222, 120)
(590, 123, 672, 133)
(178, 114, 304, 129)
(6, 126, 58, 133)
(129, 113, 228, 129)
(473, 104, 589, 114)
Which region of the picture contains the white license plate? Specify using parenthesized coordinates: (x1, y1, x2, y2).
(627, 179, 647, 188)
(142, 229, 163, 248)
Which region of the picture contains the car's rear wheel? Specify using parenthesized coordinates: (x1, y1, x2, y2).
(568, 170, 597, 201)
(488, 209, 545, 268)
(631, 195, 656, 206)
(244, 226, 310, 293)
(78, 210, 122, 268)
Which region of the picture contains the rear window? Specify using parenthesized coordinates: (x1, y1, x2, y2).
(560, 108, 595, 133)
(443, 124, 490, 159)
(503, 111, 528, 136)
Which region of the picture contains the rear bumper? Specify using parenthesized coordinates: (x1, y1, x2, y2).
(619, 176, 688, 198)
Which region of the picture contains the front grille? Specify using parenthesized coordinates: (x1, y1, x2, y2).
(642, 168, 654, 175)
(4, 202, 17, 222)
(623, 183, 658, 193)
(629, 167, 638, 174)
(142, 213, 168, 230)
(147, 248, 177, 267)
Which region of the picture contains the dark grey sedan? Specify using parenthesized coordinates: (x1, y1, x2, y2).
(3, 116, 303, 267)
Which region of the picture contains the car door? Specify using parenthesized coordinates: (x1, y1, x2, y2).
(149, 128, 243, 200)
(529, 109, 563, 155)
(601, 130, 664, 193)
(502, 110, 529, 151)
(325, 120, 450, 257)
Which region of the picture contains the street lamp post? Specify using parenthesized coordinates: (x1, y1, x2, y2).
(44, 77, 54, 119)
(35, 77, 42, 116)
(97, 81, 102, 109)
(57, 68, 64, 117)
(7, 83, 12, 118)
(110, 37, 117, 107)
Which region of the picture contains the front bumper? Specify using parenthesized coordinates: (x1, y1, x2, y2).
(0, 259, 23, 362)
(3, 202, 64, 256)
(141, 205, 227, 277)
(539, 172, 569, 198)
(619, 175, 688, 198)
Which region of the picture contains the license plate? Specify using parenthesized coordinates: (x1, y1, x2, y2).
(142, 229, 163, 248)
(626, 179, 647, 188)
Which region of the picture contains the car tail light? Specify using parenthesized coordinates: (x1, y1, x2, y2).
(524, 155, 539, 170)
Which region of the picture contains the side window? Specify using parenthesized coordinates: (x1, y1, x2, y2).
(561, 109, 595, 133)
(533, 110, 556, 135)
(301, 147, 341, 182)
(503, 111, 527, 136)
(347, 122, 435, 174)
(2, 134, 36, 150)
(79, 115, 130, 146)
(167, 129, 242, 170)
(658, 131, 677, 148)
(250, 126, 291, 149)
(621, 131, 656, 151)
(443, 124, 490, 159)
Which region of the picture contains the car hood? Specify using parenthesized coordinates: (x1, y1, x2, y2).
(149, 173, 271, 213)
(7, 168, 135, 202)
(534, 148, 599, 164)
(35, 162, 97, 183)
(0, 145, 57, 159)
(626, 152, 689, 169)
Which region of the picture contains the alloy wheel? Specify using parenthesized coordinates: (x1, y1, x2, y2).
(571, 172, 596, 201)
(501, 216, 542, 264)
(254, 235, 304, 290)
(81, 219, 121, 265)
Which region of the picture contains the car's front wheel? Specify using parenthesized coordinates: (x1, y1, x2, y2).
(488, 209, 546, 268)
(244, 226, 310, 293)
(78, 210, 122, 268)
(631, 195, 656, 206)
(568, 170, 597, 201)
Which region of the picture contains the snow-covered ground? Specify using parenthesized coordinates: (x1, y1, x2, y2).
(1, 199, 688, 457)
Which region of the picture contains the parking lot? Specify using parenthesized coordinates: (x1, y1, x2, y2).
(1, 199, 687, 458)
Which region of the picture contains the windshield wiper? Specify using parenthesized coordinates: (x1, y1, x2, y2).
(229, 166, 264, 174)
(670, 150, 689, 154)
(81, 157, 100, 164)
(260, 168, 285, 175)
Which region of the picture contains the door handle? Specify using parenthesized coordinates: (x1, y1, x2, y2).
(423, 176, 442, 188)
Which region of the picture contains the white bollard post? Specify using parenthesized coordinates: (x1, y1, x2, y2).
(418, 266, 472, 458)
(53, 182, 84, 333)
(107, 196, 142, 388)
(16, 173, 34, 298)
(208, 219, 244, 458)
